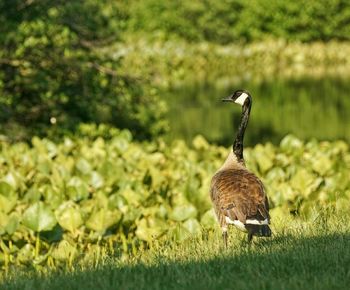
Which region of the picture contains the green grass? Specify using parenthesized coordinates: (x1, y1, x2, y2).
(1, 212, 349, 290)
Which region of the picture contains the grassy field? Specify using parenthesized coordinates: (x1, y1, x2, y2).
(1, 211, 349, 290)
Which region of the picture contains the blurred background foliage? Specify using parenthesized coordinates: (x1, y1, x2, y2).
(1, 0, 350, 142)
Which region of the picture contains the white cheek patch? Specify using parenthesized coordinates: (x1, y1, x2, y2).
(234, 92, 249, 106)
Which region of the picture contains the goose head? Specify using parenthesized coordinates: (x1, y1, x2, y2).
(222, 90, 251, 106)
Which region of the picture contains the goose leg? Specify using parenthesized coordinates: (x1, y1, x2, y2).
(247, 232, 253, 244)
(222, 225, 228, 248)
(220, 215, 229, 248)
(222, 231, 228, 248)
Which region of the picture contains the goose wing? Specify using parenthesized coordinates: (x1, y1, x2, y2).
(210, 169, 270, 224)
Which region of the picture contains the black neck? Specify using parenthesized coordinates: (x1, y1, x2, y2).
(233, 97, 251, 162)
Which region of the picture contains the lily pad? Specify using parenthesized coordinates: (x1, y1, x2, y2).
(76, 158, 92, 174)
(170, 204, 198, 222)
(135, 218, 165, 242)
(200, 209, 217, 228)
(290, 169, 315, 194)
(55, 202, 83, 233)
(66, 177, 89, 201)
(0, 181, 15, 197)
(22, 202, 57, 232)
(86, 209, 121, 233)
(311, 155, 333, 176)
(183, 218, 201, 235)
(0, 194, 17, 214)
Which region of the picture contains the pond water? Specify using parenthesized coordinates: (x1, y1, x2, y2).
(165, 78, 349, 146)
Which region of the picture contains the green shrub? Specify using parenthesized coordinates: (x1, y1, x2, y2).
(127, 0, 350, 43)
(0, 0, 167, 141)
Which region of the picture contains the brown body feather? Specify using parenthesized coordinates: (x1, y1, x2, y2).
(211, 168, 269, 223)
(210, 163, 271, 241)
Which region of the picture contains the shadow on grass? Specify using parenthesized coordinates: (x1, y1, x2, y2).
(2, 233, 350, 290)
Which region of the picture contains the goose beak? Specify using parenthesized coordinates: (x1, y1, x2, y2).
(222, 96, 233, 102)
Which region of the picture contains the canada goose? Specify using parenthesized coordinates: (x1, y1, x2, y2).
(210, 90, 271, 246)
